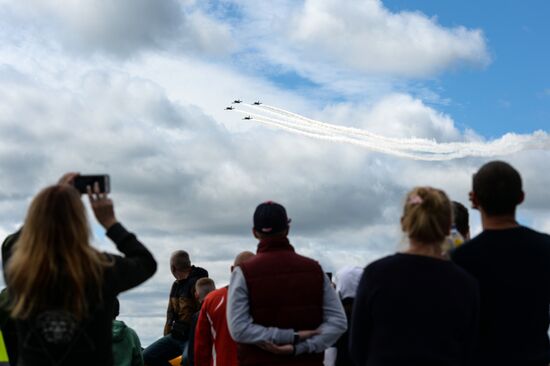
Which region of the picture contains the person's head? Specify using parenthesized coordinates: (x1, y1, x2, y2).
(7, 184, 108, 320)
(170, 250, 191, 280)
(401, 187, 452, 245)
(195, 278, 216, 303)
(471, 161, 524, 217)
(252, 201, 291, 239)
(452, 201, 470, 240)
(113, 298, 120, 320)
(230, 251, 255, 272)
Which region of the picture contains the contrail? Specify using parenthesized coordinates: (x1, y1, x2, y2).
(231, 103, 550, 160)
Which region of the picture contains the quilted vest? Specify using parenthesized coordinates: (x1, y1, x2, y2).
(238, 237, 324, 366)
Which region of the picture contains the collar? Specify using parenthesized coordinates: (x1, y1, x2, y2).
(257, 236, 295, 253)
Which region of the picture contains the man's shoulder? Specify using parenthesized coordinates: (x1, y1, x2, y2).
(190, 265, 209, 279)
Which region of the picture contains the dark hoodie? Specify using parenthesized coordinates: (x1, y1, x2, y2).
(112, 320, 143, 366)
(165, 266, 208, 339)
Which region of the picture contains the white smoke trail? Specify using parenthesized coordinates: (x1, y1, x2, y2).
(235, 108, 462, 161)
(233, 103, 550, 161)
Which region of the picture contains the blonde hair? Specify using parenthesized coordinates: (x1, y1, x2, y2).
(7, 185, 110, 320)
(401, 187, 452, 244)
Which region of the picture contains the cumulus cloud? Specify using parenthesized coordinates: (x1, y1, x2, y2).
(1, 0, 234, 58)
(320, 94, 464, 141)
(287, 0, 489, 77)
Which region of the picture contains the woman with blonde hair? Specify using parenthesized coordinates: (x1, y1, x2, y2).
(350, 187, 479, 366)
(4, 173, 157, 366)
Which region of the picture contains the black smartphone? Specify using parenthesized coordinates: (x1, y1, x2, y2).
(73, 175, 110, 194)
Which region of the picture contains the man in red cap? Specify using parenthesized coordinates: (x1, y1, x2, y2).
(227, 201, 347, 366)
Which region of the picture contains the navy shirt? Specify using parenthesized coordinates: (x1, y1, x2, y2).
(451, 226, 550, 366)
(350, 253, 479, 366)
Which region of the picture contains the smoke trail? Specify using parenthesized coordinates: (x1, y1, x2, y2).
(234, 103, 550, 161)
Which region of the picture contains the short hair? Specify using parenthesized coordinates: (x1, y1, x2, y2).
(170, 250, 191, 271)
(452, 201, 470, 238)
(473, 161, 523, 216)
(195, 278, 216, 302)
(401, 187, 452, 244)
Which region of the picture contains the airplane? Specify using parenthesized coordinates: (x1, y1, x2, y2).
(253, 101, 262, 105)
(233, 99, 242, 104)
(243, 116, 252, 120)
(225, 106, 234, 110)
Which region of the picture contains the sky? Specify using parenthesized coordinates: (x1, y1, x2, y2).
(0, 0, 549, 346)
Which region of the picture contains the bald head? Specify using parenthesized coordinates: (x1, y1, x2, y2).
(231, 251, 255, 272)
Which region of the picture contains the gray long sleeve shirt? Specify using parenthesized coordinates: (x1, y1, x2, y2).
(227, 266, 347, 355)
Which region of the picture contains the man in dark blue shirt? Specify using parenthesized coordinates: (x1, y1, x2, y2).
(452, 161, 550, 366)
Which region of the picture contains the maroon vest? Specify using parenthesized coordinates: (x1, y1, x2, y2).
(238, 237, 324, 366)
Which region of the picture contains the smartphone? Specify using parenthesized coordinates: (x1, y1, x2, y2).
(73, 175, 110, 194)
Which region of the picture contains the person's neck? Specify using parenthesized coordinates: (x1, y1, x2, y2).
(481, 213, 519, 230)
(404, 239, 445, 259)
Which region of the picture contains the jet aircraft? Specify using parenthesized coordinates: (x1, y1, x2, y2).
(233, 99, 242, 104)
(253, 101, 262, 105)
(243, 116, 252, 120)
(225, 106, 234, 110)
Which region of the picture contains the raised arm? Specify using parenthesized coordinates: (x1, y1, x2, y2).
(88, 181, 157, 293)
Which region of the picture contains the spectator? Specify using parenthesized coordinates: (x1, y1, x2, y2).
(112, 298, 143, 366)
(442, 201, 470, 256)
(0, 288, 16, 365)
(4, 173, 157, 366)
(144, 251, 208, 366)
(332, 266, 362, 366)
(350, 187, 479, 366)
(451, 161, 550, 366)
(452, 201, 470, 240)
(227, 201, 347, 366)
(194, 251, 255, 366)
(186, 278, 216, 366)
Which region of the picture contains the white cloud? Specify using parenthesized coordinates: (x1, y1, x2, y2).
(290, 0, 489, 76)
(1, 0, 234, 58)
(234, 0, 489, 82)
(320, 94, 464, 142)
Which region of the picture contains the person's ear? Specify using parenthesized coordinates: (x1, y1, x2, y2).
(252, 228, 260, 239)
(518, 191, 525, 205)
(230, 265, 235, 273)
(469, 191, 479, 210)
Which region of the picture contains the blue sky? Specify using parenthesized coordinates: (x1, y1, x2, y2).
(393, 0, 550, 137)
(1, 0, 549, 345)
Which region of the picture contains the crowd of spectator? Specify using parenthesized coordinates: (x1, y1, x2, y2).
(0, 160, 549, 366)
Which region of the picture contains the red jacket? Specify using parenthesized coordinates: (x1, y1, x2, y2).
(238, 237, 324, 366)
(194, 286, 238, 366)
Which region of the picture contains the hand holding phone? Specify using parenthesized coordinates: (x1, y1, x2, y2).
(87, 182, 117, 229)
(74, 175, 110, 194)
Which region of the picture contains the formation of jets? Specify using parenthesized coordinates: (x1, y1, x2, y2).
(224, 100, 262, 120)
